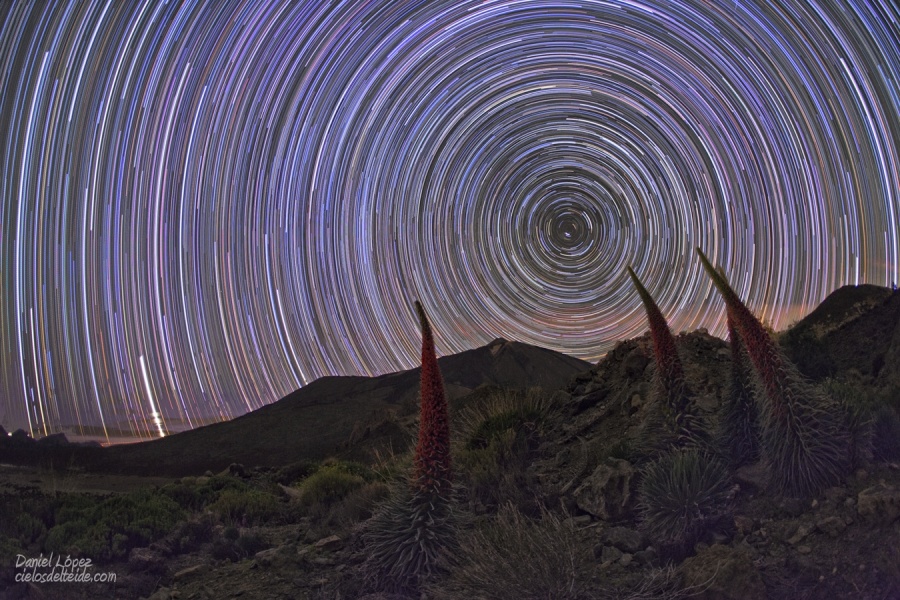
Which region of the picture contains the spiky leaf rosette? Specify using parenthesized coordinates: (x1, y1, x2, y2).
(719, 314, 761, 467)
(627, 267, 706, 447)
(638, 448, 733, 558)
(414, 301, 452, 495)
(697, 249, 850, 497)
(364, 482, 456, 592)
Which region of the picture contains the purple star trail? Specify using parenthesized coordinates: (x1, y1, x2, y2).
(1, 0, 898, 441)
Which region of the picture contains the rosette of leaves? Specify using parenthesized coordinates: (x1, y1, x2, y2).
(697, 248, 849, 497)
(638, 448, 733, 558)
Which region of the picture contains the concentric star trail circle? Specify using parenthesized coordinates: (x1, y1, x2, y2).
(1, 0, 898, 439)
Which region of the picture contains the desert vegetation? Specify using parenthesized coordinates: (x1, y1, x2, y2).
(3, 284, 900, 600)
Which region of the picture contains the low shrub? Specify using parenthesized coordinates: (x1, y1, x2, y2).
(170, 513, 216, 554)
(454, 388, 550, 511)
(45, 489, 184, 562)
(208, 488, 281, 526)
(210, 529, 267, 562)
(296, 465, 367, 508)
(275, 460, 321, 485)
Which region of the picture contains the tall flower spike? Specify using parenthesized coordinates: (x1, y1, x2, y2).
(413, 301, 452, 495)
(627, 267, 704, 446)
(363, 301, 456, 592)
(697, 248, 848, 496)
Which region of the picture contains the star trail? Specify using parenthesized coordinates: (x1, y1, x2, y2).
(1, 0, 898, 441)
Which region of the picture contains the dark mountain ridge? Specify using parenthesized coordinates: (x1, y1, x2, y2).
(1, 338, 591, 476)
(781, 284, 900, 383)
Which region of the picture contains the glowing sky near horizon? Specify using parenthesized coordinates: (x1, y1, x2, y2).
(1, 0, 898, 440)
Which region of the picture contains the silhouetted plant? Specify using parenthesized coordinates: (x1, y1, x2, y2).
(697, 248, 850, 497)
(364, 301, 456, 592)
(412, 300, 453, 495)
(719, 314, 760, 467)
(638, 448, 732, 559)
(627, 266, 706, 447)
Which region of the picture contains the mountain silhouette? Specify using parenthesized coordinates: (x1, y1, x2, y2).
(71, 338, 592, 476)
(781, 284, 900, 381)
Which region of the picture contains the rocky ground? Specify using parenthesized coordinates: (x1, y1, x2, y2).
(3, 296, 900, 599)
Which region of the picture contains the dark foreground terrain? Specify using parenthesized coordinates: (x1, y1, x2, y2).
(2, 285, 900, 599)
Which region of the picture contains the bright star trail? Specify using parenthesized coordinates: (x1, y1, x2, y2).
(1, 1, 898, 441)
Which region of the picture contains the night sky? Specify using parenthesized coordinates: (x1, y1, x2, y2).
(1, 0, 898, 442)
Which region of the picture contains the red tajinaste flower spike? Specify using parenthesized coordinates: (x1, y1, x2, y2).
(627, 266, 688, 415)
(697, 248, 848, 496)
(413, 301, 452, 495)
(696, 251, 789, 420)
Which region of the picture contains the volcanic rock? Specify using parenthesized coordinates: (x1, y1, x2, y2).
(600, 526, 645, 553)
(573, 458, 637, 520)
(857, 483, 900, 525)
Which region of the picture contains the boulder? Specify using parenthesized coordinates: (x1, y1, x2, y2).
(9, 429, 34, 445)
(681, 544, 765, 600)
(733, 462, 768, 493)
(573, 458, 637, 520)
(314, 534, 343, 551)
(600, 545, 623, 563)
(173, 564, 207, 580)
(816, 515, 847, 537)
(623, 353, 650, 378)
(857, 483, 900, 525)
(574, 387, 608, 413)
(129, 547, 167, 575)
(601, 526, 645, 553)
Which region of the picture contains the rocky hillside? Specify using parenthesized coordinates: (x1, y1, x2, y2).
(781, 285, 900, 383)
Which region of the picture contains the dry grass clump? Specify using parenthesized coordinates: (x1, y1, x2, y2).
(601, 564, 712, 599)
(430, 503, 591, 600)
